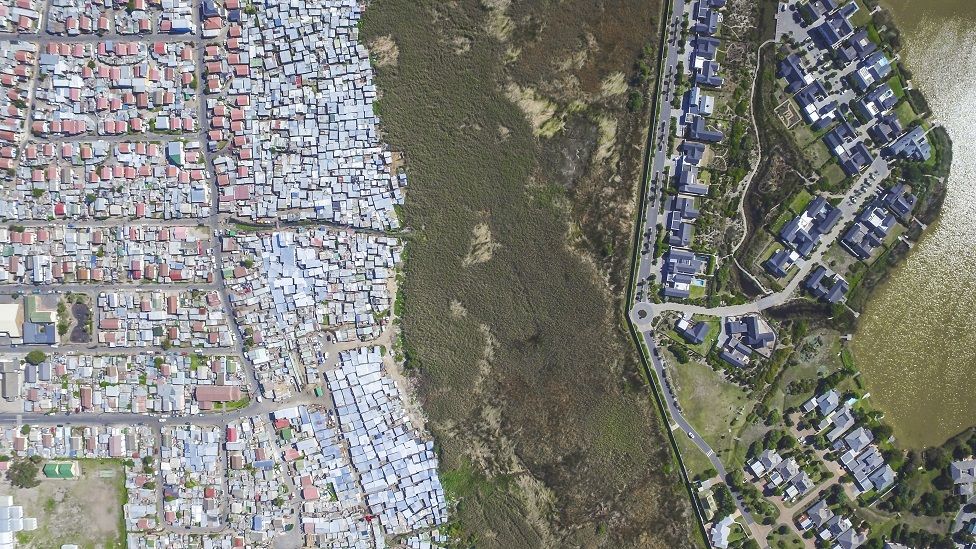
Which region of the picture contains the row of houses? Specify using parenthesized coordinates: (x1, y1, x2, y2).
(0, 224, 214, 285)
(804, 389, 897, 496)
(32, 40, 198, 137)
(840, 183, 917, 260)
(661, 0, 727, 299)
(782, 0, 932, 182)
(96, 289, 234, 348)
(12, 352, 245, 415)
(1, 139, 212, 221)
(747, 449, 816, 502)
(765, 195, 841, 278)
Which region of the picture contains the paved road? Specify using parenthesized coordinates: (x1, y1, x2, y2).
(632, 154, 892, 329)
(636, 0, 686, 286)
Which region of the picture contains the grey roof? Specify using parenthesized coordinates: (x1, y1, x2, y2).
(887, 126, 932, 162)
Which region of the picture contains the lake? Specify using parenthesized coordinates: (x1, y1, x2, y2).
(851, 0, 976, 448)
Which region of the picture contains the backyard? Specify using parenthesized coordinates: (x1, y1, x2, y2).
(5, 459, 126, 549)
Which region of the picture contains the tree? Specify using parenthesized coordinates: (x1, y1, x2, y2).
(7, 460, 39, 489)
(24, 351, 46, 365)
(627, 90, 644, 112)
(872, 424, 893, 442)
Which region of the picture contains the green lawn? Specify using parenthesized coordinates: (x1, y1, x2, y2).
(766, 525, 806, 549)
(895, 100, 919, 126)
(804, 139, 834, 170)
(820, 161, 847, 189)
(669, 358, 752, 468)
(665, 315, 722, 357)
(788, 189, 814, 215)
(888, 73, 906, 99)
(849, 0, 873, 27)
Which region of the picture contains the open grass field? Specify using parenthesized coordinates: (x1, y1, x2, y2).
(3, 459, 125, 549)
(667, 358, 752, 466)
(362, 0, 697, 547)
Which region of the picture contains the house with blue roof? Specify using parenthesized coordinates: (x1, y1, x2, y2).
(841, 199, 896, 260)
(855, 83, 897, 120)
(879, 183, 917, 220)
(675, 316, 710, 345)
(662, 249, 706, 299)
(686, 114, 724, 144)
(694, 36, 720, 61)
(886, 126, 932, 162)
(719, 314, 776, 367)
(794, 80, 839, 130)
(692, 0, 721, 35)
(666, 211, 693, 247)
(679, 140, 706, 164)
(823, 121, 873, 176)
(779, 196, 842, 256)
(694, 58, 724, 88)
(674, 155, 708, 196)
(666, 194, 699, 247)
(804, 265, 849, 303)
(867, 113, 902, 145)
(851, 51, 892, 92)
(778, 53, 813, 94)
(835, 28, 877, 65)
(764, 248, 800, 278)
(811, 3, 856, 49)
(801, 0, 839, 20)
(684, 86, 716, 119)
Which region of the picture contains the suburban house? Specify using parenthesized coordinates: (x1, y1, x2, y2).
(675, 316, 710, 345)
(662, 249, 706, 299)
(795, 80, 839, 130)
(887, 126, 932, 162)
(823, 121, 873, 176)
(879, 183, 917, 221)
(804, 265, 848, 303)
(855, 83, 898, 120)
(841, 199, 896, 260)
(779, 196, 842, 256)
(851, 51, 892, 92)
(764, 247, 801, 278)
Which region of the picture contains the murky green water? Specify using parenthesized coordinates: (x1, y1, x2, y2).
(851, 0, 976, 448)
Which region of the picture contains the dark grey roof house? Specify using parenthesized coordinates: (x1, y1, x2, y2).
(804, 265, 849, 303)
(879, 183, 917, 220)
(851, 51, 892, 92)
(855, 83, 897, 120)
(867, 113, 902, 145)
(841, 199, 896, 260)
(836, 28, 877, 64)
(823, 121, 873, 176)
(886, 126, 932, 162)
(686, 114, 724, 144)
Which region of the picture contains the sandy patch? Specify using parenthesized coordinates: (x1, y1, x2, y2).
(482, 0, 514, 43)
(593, 114, 618, 166)
(449, 299, 468, 318)
(504, 83, 564, 138)
(601, 71, 628, 97)
(462, 222, 501, 266)
(369, 35, 399, 67)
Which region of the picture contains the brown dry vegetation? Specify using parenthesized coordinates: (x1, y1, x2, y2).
(362, 0, 696, 547)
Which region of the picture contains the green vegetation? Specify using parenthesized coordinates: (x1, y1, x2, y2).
(362, 0, 696, 546)
(25, 350, 47, 365)
(7, 459, 39, 489)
